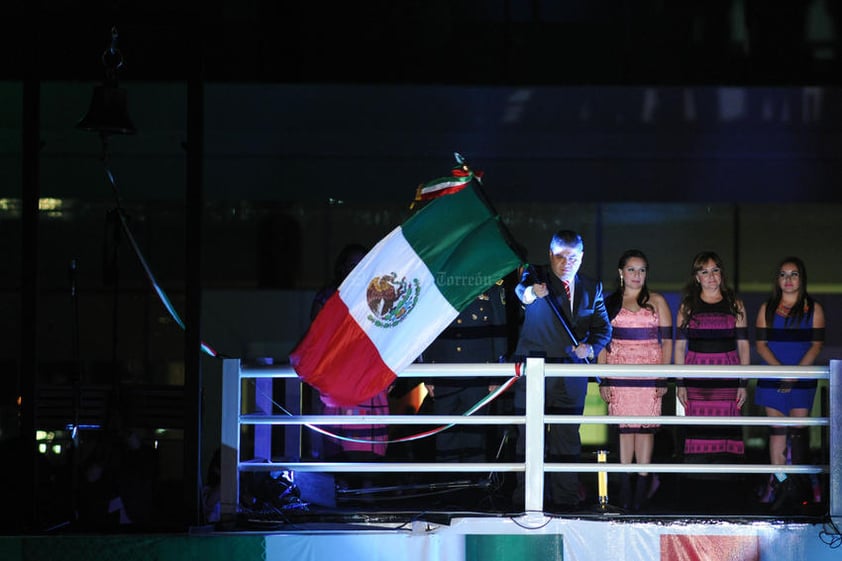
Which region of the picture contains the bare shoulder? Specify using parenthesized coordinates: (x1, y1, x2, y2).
(649, 291, 672, 310)
(649, 291, 666, 304)
(650, 292, 673, 324)
(813, 299, 826, 325)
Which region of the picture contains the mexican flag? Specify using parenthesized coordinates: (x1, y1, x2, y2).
(289, 183, 522, 407)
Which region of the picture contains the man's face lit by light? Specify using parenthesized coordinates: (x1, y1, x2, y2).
(549, 244, 583, 282)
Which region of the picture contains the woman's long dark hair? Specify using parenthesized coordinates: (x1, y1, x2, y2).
(605, 249, 653, 321)
(679, 251, 742, 328)
(764, 256, 813, 327)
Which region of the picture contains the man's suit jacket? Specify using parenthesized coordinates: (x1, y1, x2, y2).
(513, 265, 612, 362)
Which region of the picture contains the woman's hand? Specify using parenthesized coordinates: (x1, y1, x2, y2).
(676, 386, 688, 409)
(736, 387, 747, 408)
(599, 385, 611, 403)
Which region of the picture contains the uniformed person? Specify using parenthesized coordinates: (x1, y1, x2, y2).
(420, 280, 510, 467)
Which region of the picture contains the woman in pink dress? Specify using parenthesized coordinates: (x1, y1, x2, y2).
(674, 251, 749, 510)
(598, 249, 673, 511)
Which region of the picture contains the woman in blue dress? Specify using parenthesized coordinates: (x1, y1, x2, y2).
(754, 256, 825, 504)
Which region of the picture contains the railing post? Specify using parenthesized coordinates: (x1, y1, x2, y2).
(830, 359, 841, 523)
(220, 358, 242, 521)
(524, 357, 546, 512)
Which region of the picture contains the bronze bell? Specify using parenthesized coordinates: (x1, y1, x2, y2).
(76, 83, 137, 135)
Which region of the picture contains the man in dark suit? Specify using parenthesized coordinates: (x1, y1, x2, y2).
(511, 229, 612, 512)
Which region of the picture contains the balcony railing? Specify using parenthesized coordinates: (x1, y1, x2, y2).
(219, 358, 841, 519)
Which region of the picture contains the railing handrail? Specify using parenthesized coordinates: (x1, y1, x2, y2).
(238, 362, 829, 379)
(234, 461, 825, 475)
(240, 414, 828, 426)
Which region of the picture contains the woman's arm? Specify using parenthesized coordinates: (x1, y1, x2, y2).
(754, 302, 780, 365)
(654, 292, 673, 365)
(799, 301, 826, 366)
(674, 304, 688, 408)
(674, 304, 687, 366)
(597, 348, 611, 403)
(736, 299, 750, 366)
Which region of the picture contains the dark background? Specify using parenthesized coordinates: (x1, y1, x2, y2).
(4, 1, 842, 86)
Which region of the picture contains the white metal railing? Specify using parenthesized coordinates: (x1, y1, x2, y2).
(220, 358, 841, 518)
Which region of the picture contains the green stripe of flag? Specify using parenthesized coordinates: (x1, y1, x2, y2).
(401, 184, 521, 311)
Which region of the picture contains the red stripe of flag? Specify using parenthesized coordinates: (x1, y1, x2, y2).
(289, 292, 395, 407)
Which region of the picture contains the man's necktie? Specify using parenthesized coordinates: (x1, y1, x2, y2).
(562, 280, 572, 310)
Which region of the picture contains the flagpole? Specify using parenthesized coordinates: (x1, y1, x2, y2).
(523, 263, 588, 363)
(458, 156, 586, 362)
(465, 175, 526, 265)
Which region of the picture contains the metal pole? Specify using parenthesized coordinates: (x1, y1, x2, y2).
(829, 359, 841, 522)
(183, 43, 205, 528)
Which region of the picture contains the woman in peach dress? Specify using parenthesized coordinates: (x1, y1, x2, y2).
(599, 249, 673, 511)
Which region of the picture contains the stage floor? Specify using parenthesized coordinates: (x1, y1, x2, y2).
(2, 471, 837, 561)
(2, 512, 840, 561)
